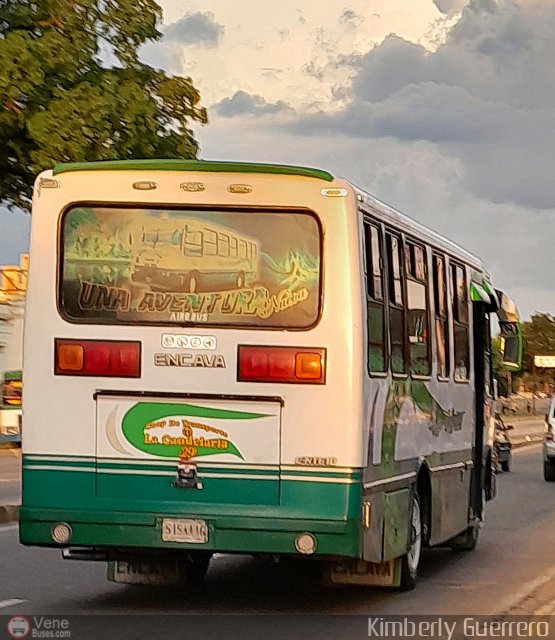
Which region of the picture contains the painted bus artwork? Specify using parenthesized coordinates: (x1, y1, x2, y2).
(62, 207, 319, 327)
(21, 160, 521, 592)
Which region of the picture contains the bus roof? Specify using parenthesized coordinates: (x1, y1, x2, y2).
(50, 159, 482, 271)
(52, 159, 335, 182)
(354, 185, 484, 271)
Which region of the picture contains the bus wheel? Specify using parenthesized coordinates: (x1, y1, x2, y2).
(236, 272, 245, 289)
(185, 272, 200, 294)
(399, 492, 422, 591)
(179, 553, 211, 588)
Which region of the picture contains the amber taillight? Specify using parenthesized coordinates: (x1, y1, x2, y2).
(55, 339, 141, 377)
(238, 345, 326, 384)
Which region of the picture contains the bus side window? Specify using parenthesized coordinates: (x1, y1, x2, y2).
(183, 229, 203, 257)
(364, 222, 386, 373)
(230, 237, 238, 258)
(451, 263, 469, 382)
(386, 232, 406, 375)
(405, 241, 430, 376)
(218, 234, 230, 257)
(204, 229, 217, 256)
(433, 253, 450, 379)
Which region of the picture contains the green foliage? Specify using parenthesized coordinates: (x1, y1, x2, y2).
(0, 0, 208, 212)
(521, 313, 555, 380)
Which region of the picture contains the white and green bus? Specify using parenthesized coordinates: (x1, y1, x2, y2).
(20, 160, 520, 590)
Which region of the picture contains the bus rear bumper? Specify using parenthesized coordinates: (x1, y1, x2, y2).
(19, 507, 361, 558)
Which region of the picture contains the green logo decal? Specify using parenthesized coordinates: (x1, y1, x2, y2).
(121, 402, 269, 459)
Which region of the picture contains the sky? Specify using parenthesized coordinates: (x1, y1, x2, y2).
(2, 0, 554, 320)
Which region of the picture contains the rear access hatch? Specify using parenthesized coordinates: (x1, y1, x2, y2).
(96, 394, 282, 507)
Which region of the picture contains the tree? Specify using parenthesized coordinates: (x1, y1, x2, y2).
(521, 312, 555, 386)
(0, 0, 208, 212)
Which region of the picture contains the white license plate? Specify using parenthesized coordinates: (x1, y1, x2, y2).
(161, 518, 208, 543)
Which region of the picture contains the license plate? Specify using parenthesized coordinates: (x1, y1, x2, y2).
(161, 518, 208, 543)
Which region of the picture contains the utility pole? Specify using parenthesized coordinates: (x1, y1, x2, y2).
(532, 363, 537, 416)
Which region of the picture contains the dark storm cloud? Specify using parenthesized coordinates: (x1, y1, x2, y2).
(289, 0, 555, 210)
(213, 91, 294, 118)
(164, 11, 224, 47)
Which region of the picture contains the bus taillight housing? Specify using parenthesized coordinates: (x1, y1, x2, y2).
(238, 345, 326, 384)
(55, 339, 141, 378)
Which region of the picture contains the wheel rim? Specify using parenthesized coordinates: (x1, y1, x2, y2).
(407, 498, 422, 574)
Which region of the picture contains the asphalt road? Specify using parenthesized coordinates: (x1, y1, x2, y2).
(0, 444, 554, 640)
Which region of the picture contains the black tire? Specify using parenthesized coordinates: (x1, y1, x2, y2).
(544, 460, 555, 482)
(399, 492, 422, 591)
(501, 454, 512, 472)
(179, 553, 211, 587)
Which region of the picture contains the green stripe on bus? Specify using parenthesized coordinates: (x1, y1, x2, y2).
(21, 467, 362, 519)
(23, 456, 360, 478)
(52, 160, 335, 182)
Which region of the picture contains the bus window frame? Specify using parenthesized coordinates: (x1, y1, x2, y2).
(362, 218, 388, 377)
(450, 260, 471, 384)
(433, 252, 451, 382)
(56, 201, 325, 331)
(385, 229, 408, 378)
(402, 236, 432, 379)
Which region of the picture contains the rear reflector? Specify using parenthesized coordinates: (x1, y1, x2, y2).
(55, 339, 141, 378)
(238, 346, 325, 384)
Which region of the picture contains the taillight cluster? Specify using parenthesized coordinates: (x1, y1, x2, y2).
(238, 345, 326, 384)
(55, 339, 141, 378)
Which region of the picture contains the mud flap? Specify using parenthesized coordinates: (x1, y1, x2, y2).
(324, 558, 402, 587)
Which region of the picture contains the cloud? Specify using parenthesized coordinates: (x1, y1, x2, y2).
(164, 11, 224, 48)
(287, 0, 555, 210)
(195, 0, 555, 318)
(212, 91, 294, 118)
(433, 0, 469, 14)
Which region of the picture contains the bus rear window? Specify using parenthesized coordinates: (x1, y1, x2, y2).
(59, 206, 321, 328)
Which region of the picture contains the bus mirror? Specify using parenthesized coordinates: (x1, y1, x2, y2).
(499, 322, 522, 372)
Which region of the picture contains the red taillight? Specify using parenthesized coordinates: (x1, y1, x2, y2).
(55, 339, 141, 378)
(238, 346, 325, 384)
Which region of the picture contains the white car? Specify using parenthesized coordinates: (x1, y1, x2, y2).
(544, 397, 555, 481)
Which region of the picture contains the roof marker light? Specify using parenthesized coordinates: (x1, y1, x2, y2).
(133, 181, 157, 190)
(321, 187, 348, 197)
(180, 182, 206, 192)
(38, 178, 60, 190)
(228, 184, 253, 194)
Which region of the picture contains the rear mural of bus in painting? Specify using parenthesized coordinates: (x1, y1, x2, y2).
(61, 206, 319, 328)
(21, 160, 521, 591)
